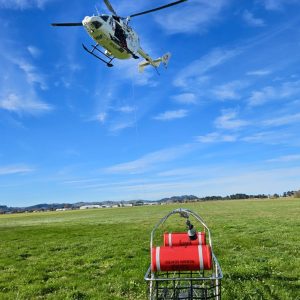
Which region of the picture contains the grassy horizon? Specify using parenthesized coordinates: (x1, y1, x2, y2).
(0, 198, 299, 299)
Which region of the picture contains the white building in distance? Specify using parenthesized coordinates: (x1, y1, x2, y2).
(79, 205, 101, 210)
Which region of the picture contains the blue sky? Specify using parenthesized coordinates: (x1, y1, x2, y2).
(1, 0, 300, 207)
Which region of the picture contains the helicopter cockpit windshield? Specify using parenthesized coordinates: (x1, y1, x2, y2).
(112, 16, 121, 23)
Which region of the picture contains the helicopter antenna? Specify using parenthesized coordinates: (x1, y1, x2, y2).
(125, 16, 131, 25)
(95, 5, 100, 15)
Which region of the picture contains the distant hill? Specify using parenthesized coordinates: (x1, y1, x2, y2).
(0, 191, 297, 214)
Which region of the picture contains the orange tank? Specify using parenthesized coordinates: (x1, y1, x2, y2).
(151, 245, 212, 272)
(163, 232, 206, 246)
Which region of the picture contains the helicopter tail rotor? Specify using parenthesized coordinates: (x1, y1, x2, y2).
(161, 52, 171, 68)
(138, 52, 171, 73)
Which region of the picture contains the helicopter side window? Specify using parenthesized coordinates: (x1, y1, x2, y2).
(92, 21, 102, 29)
(101, 15, 109, 22)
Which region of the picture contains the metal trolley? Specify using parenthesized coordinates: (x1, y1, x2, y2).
(145, 208, 223, 300)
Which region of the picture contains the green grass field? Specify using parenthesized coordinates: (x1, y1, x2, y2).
(0, 199, 299, 299)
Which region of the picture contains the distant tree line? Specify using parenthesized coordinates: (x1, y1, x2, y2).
(158, 190, 300, 203)
(283, 191, 296, 197)
(293, 190, 300, 198)
(159, 193, 270, 203)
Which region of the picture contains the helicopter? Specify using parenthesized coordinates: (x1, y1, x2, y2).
(51, 0, 188, 72)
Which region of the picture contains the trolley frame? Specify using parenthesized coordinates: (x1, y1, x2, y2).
(144, 208, 223, 300)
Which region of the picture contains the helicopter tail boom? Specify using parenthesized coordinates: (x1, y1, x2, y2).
(138, 52, 171, 73)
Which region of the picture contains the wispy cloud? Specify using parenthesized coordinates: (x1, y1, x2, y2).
(0, 39, 52, 116)
(157, 166, 205, 177)
(104, 144, 194, 174)
(154, 0, 229, 34)
(259, 0, 300, 11)
(0, 92, 53, 115)
(0, 0, 51, 9)
(0, 164, 35, 176)
(115, 105, 135, 113)
(173, 47, 241, 88)
(27, 45, 42, 59)
(172, 93, 197, 105)
(91, 106, 136, 130)
(153, 109, 188, 121)
(249, 86, 276, 106)
(94, 106, 134, 117)
(9, 56, 47, 90)
(262, 112, 300, 126)
(267, 154, 300, 163)
(109, 121, 135, 133)
(241, 130, 292, 144)
(212, 80, 248, 100)
(246, 69, 271, 76)
(196, 132, 237, 143)
(242, 10, 265, 27)
(248, 80, 300, 106)
(94, 112, 107, 124)
(214, 110, 249, 130)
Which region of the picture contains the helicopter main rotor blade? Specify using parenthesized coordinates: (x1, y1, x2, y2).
(103, 0, 118, 16)
(51, 22, 83, 26)
(129, 0, 188, 18)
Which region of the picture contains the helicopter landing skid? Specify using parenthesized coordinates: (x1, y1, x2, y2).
(82, 43, 114, 67)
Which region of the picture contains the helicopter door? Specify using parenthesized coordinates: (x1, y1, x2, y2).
(126, 30, 139, 54)
(109, 16, 115, 31)
(114, 22, 127, 49)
